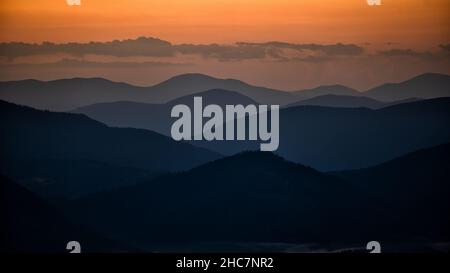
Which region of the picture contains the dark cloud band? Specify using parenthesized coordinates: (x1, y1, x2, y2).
(0, 37, 364, 61)
(376, 48, 432, 59)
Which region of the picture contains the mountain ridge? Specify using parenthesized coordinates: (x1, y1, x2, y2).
(364, 73, 450, 101)
(0, 100, 221, 199)
(65, 143, 450, 250)
(294, 84, 361, 98)
(0, 175, 131, 252)
(2, 72, 449, 111)
(191, 97, 450, 170)
(72, 89, 258, 136)
(66, 150, 377, 248)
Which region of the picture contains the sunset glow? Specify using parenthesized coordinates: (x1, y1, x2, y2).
(0, 0, 448, 47)
(0, 0, 448, 90)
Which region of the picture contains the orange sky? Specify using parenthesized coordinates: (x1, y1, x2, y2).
(0, 0, 449, 90)
(0, 0, 449, 48)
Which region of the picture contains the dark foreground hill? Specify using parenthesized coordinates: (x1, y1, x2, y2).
(0, 100, 220, 199)
(65, 145, 450, 251)
(65, 152, 381, 250)
(0, 175, 130, 253)
(335, 143, 450, 241)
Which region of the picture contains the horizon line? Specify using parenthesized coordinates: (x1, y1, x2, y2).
(0, 71, 448, 93)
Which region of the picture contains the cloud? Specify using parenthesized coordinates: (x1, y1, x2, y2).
(238, 42, 364, 56)
(0, 58, 189, 68)
(0, 37, 175, 59)
(376, 48, 433, 59)
(174, 43, 269, 61)
(0, 37, 364, 62)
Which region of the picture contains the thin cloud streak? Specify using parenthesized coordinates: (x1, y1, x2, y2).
(0, 37, 365, 62)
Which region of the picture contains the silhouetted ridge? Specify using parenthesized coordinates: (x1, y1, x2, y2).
(168, 88, 258, 106)
(0, 99, 105, 128)
(0, 175, 129, 252)
(376, 96, 450, 113)
(158, 73, 220, 84)
(0, 100, 220, 199)
(192, 97, 450, 170)
(67, 151, 378, 249)
(189, 151, 316, 174)
(72, 89, 258, 136)
(335, 143, 450, 241)
(1, 72, 449, 111)
(294, 84, 360, 98)
(364, 73, 450, 101)
(286, 94, 386, 109)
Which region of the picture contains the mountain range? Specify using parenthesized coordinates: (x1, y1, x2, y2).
(286, 94, 421, 109)
(294, 85, 360, 98)
(0, 100, 220, 199)
(0, 74, 293, 111)
(3, 95, 449, 186)
(188, 97, 450, 171)
(72, 89, 258, 136)
(364, 73, 450, 101)
(73, 91, 422, 139)
(276, 98, 450, 170)
(335, 143, 450, 242)
(0, 73, 448, 111)
(71, 92, 450, 172)
(65, 151, 378, 249)
(2, 71, 450, 252)
(63, 144, 450, 251)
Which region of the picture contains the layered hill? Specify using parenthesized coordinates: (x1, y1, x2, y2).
(0, 100, 220, 199)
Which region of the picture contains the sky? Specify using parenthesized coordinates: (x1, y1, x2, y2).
(0, 0, 449, 90)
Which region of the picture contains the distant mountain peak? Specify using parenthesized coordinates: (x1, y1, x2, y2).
(159, 73, 219, 83)
(190, 150, 316, 175)
(51, 77, 137, 87)
(410, 72, 450, 80)
(168, 88, 258, 105)
(285, 94, 385, 109)
(317, 84, 354, 90)
(364, 72, 450, 101)
(303, 84, 357, 91)
(294, 84, 360, 98)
